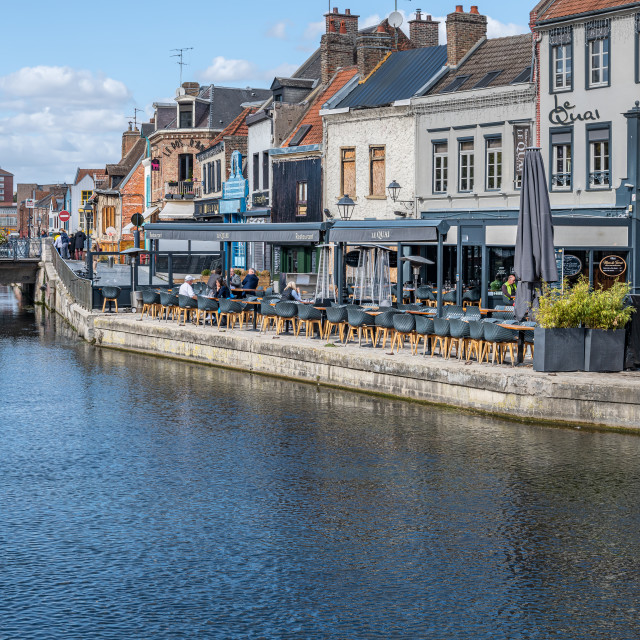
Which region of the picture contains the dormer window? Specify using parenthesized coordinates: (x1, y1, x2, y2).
(179, 109, 193, 128)
(274, 93, 284, 103)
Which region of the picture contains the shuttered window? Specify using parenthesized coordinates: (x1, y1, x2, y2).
(253, 154, 260, 191)
(369, 146, 386, 196)
(340, 148, 356, 198)
(296, 181, 308, 217)
(102, 206, 116, 234)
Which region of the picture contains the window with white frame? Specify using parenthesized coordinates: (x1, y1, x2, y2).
(485, 137, 503, 191)
(588, 126, 610, 189)
(586, 19, 610, 88)
(551, 130, 572, 191)
(433, 142, 448, 193)
(549, 26, 573, 92)
(458, 140, 475, 192)
(296, 181, 308, 217)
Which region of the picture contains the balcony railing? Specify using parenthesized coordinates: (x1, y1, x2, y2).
(165, 180, 202, 200)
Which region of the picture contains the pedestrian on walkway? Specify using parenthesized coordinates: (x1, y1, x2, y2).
(75, 229, 86, 260)
(68, 232, 76, 260)
(60, 230, 70, 259)
(53, 232, 63, 255)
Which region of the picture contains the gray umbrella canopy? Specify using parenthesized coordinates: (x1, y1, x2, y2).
(514, 149, 558, 320)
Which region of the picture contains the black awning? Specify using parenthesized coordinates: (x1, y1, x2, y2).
(328, 220, 450, 244)
(145, 222, 327, 244)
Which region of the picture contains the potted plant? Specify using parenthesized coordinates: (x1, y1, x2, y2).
(534, 278, 590, 372)
(201, 269, 211, 282)
(168, 181, 178, 187)
(583, 280, 633, 372)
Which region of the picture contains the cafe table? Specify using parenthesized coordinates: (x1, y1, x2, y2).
(497, 323, 535, 364)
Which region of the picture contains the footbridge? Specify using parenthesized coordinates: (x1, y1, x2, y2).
(0, 239, 43, 286)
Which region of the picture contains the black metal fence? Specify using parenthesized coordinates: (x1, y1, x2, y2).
(50, 243, 93, 310)
(0, 239, 43, 260)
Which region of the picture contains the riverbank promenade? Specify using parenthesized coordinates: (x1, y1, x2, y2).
(89, 312, 640, 432)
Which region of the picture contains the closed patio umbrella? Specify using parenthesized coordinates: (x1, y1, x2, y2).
(514, 148, 558, 321)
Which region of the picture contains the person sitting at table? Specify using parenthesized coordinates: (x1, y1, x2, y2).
(179, 275, 197, 300)
(207, 267, 222, 291)
(242, 268, 259, 294)
(281, 280, 302, 302)
(230, 268, 242, 288)
(501, 274, 517, 303)
(214, 278, 231, 299)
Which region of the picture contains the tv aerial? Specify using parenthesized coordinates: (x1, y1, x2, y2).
(171, 47, 194, 86)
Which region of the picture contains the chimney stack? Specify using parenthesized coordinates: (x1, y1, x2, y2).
(121, 125, 140, 159)
(321, 7, 360, 84)
(446, 5, 487, 66)
(409, 9, 440, 48)
(357, 24, 392, 79)
(181, 82, 200, 97)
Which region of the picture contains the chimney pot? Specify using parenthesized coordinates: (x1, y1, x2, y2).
(333, 7, 338, 13)
(456, 5, 463, 12)
(416, 9, 423, 21)
(470, 5, 479, 14)
(329, 19, 337, 32)
(340, 20, 347, 34)
(377, 24, 386, 33)
(345, 8, 350, 15)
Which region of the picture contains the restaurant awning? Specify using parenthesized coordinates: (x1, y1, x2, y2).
(158, 202, 195, 220)
(328, 219, 450, 244)
(145, 222, 329, 244)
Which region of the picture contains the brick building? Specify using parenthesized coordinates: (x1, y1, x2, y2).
(149, 82, 270, 222)
(0, 167, 14, 206)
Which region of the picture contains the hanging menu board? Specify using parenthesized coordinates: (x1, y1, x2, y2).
(563, 254, 582, 277)
(599, 255, 627, 277)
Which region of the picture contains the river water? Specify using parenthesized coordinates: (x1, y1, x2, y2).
(2, 287, 640, 639)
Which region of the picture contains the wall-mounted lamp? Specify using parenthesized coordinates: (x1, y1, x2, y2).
(337, 194, 356, 220)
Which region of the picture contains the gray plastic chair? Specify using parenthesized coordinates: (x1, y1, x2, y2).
(296, 305, 323, 338)
(432, 317, 450, 358)
(346, 308, 376, 346)
(391, 313, 416, 353)
(324, 305, 348, 342)
(414, 315, 435, 355)
(100, 286, 121, 313)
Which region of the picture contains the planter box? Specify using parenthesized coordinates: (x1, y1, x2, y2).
(584, 329, 626, 372)
(533, 327, 585, 372)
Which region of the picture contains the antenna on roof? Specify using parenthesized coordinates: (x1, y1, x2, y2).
(125, 107, 144, 130)
(171, 47, 194, 86)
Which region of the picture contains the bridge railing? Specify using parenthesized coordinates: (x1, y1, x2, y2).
(50, 243, 93, 311)
(0, 238, 43, 259)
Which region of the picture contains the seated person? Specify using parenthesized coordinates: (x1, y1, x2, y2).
(229, 269, 242, 288)
(242, 268, 259, 293)
(501, 274, 517, 303)
(214, 278, 231, 299)
(179, 275, 197, 300)
(281, 280, 302, 302)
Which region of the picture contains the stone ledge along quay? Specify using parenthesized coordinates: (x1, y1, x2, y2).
(90, 313, 640, 432)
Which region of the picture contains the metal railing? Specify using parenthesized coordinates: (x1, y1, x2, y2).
(164, 180, 202, 199)
(50, 244, 93, 310)
(0, 238, 43, 260)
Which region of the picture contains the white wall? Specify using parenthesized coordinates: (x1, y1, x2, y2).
(247, 117, 272, 205)
(324, 105, 415, 221)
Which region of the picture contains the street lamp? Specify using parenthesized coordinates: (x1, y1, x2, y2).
(387, 180, 402, 202)
(387, 180, 416, 216)
(337, 194, 357, 220)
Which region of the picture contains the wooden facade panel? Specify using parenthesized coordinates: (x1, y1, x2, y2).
(272, 158, 322, 223)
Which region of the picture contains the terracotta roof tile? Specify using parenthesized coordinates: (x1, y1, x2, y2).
(283, 67, 359, 148)
(538, 0, 638, 21)
(74, 168, 106, 185)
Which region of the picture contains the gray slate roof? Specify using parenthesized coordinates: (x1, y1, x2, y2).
(335, 46, 448, 109)
(427, 34, 534, 95)
(292, 49, 322, 81)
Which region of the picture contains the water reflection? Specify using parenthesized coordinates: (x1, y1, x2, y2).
(1, 287, 640, 639)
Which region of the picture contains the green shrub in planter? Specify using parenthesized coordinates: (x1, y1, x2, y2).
(534, 278, 590, 372)
(583, 281, 633, 372)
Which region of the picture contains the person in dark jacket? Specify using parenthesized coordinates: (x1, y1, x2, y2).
(281, 280, 302, 302)
(68, 232, 76, 259)
(214, 278, 231, 299)
(75, 230, 86, 260)
(242, 268, 259, 292)
(60, 230, 70, 259)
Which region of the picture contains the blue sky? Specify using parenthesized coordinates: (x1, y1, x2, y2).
(0, 0, 531, 185)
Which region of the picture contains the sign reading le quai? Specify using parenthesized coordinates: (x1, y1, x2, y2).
(549, 95, 601, 125)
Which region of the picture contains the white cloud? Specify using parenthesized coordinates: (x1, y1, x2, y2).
(304, 20, 325, 41)
(487, 17, 529, 38)
(0, 66, 133, 183)
(267, 21, 288, 40)
(200, 56, 258, 84)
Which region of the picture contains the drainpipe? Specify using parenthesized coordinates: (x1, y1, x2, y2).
(623, 102, 640, 293)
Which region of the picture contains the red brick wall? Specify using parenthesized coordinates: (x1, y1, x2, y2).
(1, 174, 13, 205)
(446, 7, 487, 66)
(120, 162, 145, 244)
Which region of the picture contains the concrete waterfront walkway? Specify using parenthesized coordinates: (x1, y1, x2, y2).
(91, 312, 640, 432)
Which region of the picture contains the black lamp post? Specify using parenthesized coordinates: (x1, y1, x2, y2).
(337, 194, 356, 220)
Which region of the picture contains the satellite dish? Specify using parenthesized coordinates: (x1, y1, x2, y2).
(388, 11, 403, 29)
(176, 87, 186, 97)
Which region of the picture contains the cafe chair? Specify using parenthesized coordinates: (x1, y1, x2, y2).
(466, 320, 486, 362)
(391, 313, 416, 353)
(345, 308, 376, 347)
(100, 286, 121, 313)
(374, 309, 401, 349)
(413, 315, 435, 355)
(464, 306, 482, 321)
(218, 299, 246, 330)
(431, 317, 451, 358)
(444, 305, 465, 320)
(296, 305, 324, 338)
(482, 322, 519, 366)
(140, 289, 161, 319)
(196, 295, 219, 327)
(177, 294, 198, 325)
(416, 285, 437, 307)
(274, 301, 299, 335)
(447, 318, 471, 359)
(259, 300, 278, 333)
(442, 289, 457, 305)
(324, 305, 348, 342)
(159, 292, 179, 321)
(462, 288, 481, 309)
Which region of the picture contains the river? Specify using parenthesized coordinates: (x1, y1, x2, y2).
(1, 286, 640, 639)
